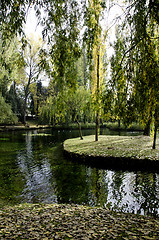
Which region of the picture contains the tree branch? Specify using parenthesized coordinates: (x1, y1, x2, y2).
(114, 36, 146, 81)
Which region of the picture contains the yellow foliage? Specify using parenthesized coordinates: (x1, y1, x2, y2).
(91, 38, 105, 95)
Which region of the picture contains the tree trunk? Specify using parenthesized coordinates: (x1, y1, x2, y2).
(95, 50, 100, 141)
(152, 124, 157, 149)
(83, 48, 87, 87)
(118, 119, 121, 128)
(76, 118, 83, 140)
(143, 119, 151, 136)
(23, 75, 31, 125)
(95, 111, 99, 141)
(23, 99, 27, 124)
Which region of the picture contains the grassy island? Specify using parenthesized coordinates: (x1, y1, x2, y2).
(63, 135, 159, 172)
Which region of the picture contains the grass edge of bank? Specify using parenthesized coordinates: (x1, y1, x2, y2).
(63, 135, 159, 172)
(0, 121, 143, 132)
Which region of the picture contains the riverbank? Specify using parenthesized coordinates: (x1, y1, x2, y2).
(0, 121, 143, 132)
(0, 203, 159, 239)
(63, 135, 159, 172)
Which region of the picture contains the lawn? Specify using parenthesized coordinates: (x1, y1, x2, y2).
(64, 135, 159, 171)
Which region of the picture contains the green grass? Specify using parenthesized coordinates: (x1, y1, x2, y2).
(64, 135, 159, 161)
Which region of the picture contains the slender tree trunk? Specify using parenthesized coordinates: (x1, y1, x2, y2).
(23, 75, 31, 125)
(83, 48, 87, 87)
(95, 50, 100, 142)
(83, 48, 87, 124)
(23, 97, 27, 124)
(76, 117, 83, 140)
(152, 108, 158, 149)
(118, 119, 121, 128)
(152, 123, 157, 149)
(95, 111, 99, 141)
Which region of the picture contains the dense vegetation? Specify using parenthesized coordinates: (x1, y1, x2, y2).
(0, 0, 158, 147)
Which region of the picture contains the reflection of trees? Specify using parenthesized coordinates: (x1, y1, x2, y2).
(104, 170, 128, 211)
(54, 158, 159, 217)
(110, 171, 125, 211)
(133, 173, 159, 216)
(17, 131, 57, 203)
(92, 169, 101, 205)
(0, 141, 24, 206)
(51, 162, 90, 205)
(89, 169, 109, 207)
(52, 164, 109, 207)
(102, 170, 159, 217)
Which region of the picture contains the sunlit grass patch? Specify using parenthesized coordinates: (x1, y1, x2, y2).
(64, 135, 159, 161)
(0, 138, 9, 141)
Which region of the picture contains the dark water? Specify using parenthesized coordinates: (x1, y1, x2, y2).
(0, 128, 158, 217)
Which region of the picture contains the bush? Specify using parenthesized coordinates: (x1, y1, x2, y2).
(0, 94, 18, 125)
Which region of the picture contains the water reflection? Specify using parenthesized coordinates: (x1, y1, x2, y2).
(0, 129, 158, 217)
(17, 131, 57, 203)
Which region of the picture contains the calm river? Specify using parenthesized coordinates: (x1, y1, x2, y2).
(0, 128, 158, 217)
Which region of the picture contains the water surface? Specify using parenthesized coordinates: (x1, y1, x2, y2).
(0, 128, 158, 217)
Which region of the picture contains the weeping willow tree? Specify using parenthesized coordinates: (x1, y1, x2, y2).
(112, 0, 159, 148)
(39, 0, 82, 91)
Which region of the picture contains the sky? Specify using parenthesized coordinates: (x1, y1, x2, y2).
(24, 2, 124, 44)
(24, 7, 42, 40)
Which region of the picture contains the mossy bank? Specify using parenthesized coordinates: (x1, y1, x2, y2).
(63, 135, 159, 172)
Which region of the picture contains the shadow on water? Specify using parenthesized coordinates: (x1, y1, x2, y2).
(0, 128, 158, 217)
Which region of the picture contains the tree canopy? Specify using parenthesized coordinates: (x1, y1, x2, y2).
(0, 0, 158, 147)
